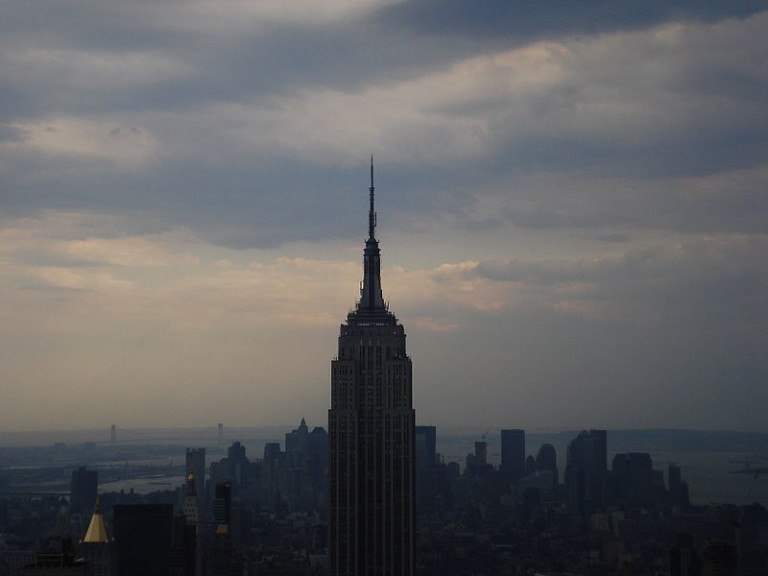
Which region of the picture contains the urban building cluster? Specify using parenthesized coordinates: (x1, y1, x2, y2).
(1, 425, 766, 575)
(1, 169, 766, 575)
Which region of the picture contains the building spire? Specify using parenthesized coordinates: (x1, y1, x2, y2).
(82, 498, 109, 543)
(359, 157, 386, 311)
(369, 155, 376, 240)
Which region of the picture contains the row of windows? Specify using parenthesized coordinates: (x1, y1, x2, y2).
(337, 343, 408, 361)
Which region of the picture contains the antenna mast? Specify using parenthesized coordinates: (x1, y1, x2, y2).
(368, 155, 376, 239)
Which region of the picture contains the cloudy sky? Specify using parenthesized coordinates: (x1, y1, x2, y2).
(1, 1, 767, 433)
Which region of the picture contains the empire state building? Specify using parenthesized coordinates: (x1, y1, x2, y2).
(329, 161, 415, 576)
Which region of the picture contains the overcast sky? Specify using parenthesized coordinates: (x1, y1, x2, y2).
(1, 0, 767, 433)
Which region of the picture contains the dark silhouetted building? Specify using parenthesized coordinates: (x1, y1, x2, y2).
(211, 481, 244, 575)
(565, 429, 607, 515)
(702, 540, 737, 576)
(612, 452, 656, 506)
(524, 455, 536, 476)
(181, 472, 202, 576)
(21, 508, 88, 575)
(227, 441, 247, 464)
(329, 162, 415, 576)
(284, 418, 328, 510)
(669, 534, 701, 576)
(212, 482, 232, 527)
(415, 426, 437, 470)
(475, 441, 488, 467)
(669, 463, 690, 508)
(20, 537, 88, 576)
(209, 441, 251, 500)
(113, 504, 174, 576)
(185, 449, 206, 513)
(415, 426, 437, 505)
(70, 467, 97, 517)
(536, 443, 559, 488)
(500, 429, 525, 483)
(465, 438, 492, 478)
(414, 425, 449, 516)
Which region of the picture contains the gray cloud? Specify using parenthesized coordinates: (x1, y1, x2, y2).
(1, 1, 766, 431)
(408, 235, 767, 431)
(377, 0, 767, 39)
(474, 235, 768, 329)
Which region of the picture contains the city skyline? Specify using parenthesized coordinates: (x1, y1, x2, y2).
(1, 2, 767, 433)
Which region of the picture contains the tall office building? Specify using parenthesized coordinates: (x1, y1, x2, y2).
(535, 443, 559, 489)
(70, 467, 98, 517)
(500, 429, 526, 483)
(414, 425, 437, 471)
(329, 161, 415, 576)
(565, 429, 607, 515)
(181, 472, 202, 576)
(612, 452, 654, 506)
(185, 448, 206, 512)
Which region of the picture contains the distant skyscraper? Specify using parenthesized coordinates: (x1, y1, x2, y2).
(285, 417, 310, 459)
(181, 472, 202, 576)
(565, 429, 607, 515)
(329, 161, 415, 576)
(535, 443, 559, 488)
(70, 467, 97, 517)
(285, 418, 328, 510)
(524, 454, 536, 476)
(475, 441, 488, 467)
(668, 463, 690, 507)
(414, 426, 440, 515)
(612, 452, 654, 506)
(213, 482, 232, 527)
(500, 429, 525, 483)
(414, 425, 437, 470)
(185, 448, 206, 512)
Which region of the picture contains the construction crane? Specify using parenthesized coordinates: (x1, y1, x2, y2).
(729, 457, 767, 474)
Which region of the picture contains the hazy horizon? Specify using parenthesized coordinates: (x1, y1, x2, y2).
(2, 2, 766, 432)
(1, 424, 766, 447)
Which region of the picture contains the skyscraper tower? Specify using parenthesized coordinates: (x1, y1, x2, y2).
(70, 466, 98, 517)
(80, 500, 111, 576)
(565, 429, 607, 515)
(185, 449, 206, 505)
(500, 429, 526, 484)
(329, 160, 415, 576)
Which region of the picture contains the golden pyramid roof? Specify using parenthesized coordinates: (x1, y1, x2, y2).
(82, 499, 109, 543)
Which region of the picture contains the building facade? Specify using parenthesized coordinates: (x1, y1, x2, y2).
(185, 448, 206, 514)
(328, 162, 415, 576)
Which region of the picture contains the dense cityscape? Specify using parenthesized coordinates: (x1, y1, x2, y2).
(0, 425, 766, 575)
